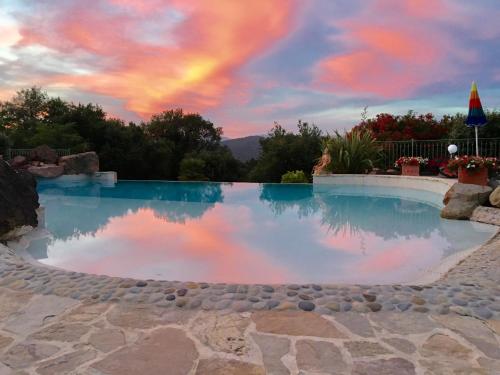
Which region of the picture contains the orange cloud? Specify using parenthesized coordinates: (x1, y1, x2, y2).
(17, 0, 296, 118)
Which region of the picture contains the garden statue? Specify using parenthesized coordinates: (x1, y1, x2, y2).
(313, 147, 331, 175)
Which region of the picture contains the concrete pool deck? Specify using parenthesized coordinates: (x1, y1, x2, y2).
(0, 175, 499, 373)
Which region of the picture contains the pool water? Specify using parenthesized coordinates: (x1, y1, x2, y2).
(21, 181, 495, 284)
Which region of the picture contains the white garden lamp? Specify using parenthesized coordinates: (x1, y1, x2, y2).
(448, 144, 457, 158)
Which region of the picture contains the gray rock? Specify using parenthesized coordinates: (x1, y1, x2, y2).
(58, 151, 99, 175)
(29, 145, 58, 164)
(27, 164, 64, 178)
(441, 199, 479, 220)
(441, 183, 493, 220)
(8, 155, 28, 168)
(298, 301, 315, 311)
(443, 183, 492, 205)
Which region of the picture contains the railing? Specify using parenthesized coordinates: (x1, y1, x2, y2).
(376, 138, 500, 169)
(5, 148, 71, 160)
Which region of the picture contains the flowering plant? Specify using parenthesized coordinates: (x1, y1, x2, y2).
(447, 156, 498, 173)
(395, 156, 428, 167)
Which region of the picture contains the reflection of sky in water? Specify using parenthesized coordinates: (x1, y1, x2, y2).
(26, 181, 496, 284)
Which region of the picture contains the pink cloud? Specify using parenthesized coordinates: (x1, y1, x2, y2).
(16, 0, 297, 119)
(314, 0, 466, 98)
(51, 206, 292, 283)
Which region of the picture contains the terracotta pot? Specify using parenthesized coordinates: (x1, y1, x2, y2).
(402, 164, 420, 176)
(458, 166, 488, 186)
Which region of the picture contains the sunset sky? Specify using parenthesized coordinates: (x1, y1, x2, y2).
(1, 0, 500, 137)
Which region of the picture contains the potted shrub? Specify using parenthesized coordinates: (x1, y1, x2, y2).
(447, 156, 497, 186)
(395, 157, 428, 176)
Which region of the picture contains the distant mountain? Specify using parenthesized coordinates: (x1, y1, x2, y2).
(222, 135, 263, 162)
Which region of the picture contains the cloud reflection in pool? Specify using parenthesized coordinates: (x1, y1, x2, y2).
(24, 181, 496, 284)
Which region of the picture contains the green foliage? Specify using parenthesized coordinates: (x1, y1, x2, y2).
(249, 121, 323, 182)
(0, 87, 240, 181)
(325, 129, 381, 174)
(446, 111, 500, 139)
(0, 132, 10, 156)
(178, 157, 208, 181)
(281, 170, 309, 183)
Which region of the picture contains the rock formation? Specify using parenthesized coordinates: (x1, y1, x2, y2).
(27, 164, 64, 178)
(29, 144, 58, 164)
(58, 152, 99, 175)
(0, 160, 39, 239)
(441, 183, 492, 220)
(8, 145, 100, 178)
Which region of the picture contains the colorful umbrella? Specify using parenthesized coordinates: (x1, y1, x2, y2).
(465, 81, 487, 156)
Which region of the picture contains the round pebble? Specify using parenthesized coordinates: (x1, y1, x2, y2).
(298, 301, 315, 311)
(299, 294, 313, 301)
(262, 285, 274, 293)
(367, 302, 382, 312)
(363, 293, 377, 302)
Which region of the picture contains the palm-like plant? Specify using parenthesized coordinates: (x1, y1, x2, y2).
(324, 130, 381, 174)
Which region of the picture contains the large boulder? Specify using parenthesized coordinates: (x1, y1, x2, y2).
(490, 187, 500, 208)
(27, 164, 64, 178)
(0, 160, 39, 239)
(443, 183, 492, 205)
(58, 152, 99, 175)
(441, 200, 479, 220)
(441, 183, 493, 220)
(29, 144, 58, 164)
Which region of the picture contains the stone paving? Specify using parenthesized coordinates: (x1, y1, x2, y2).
(0, 287, 499, 374)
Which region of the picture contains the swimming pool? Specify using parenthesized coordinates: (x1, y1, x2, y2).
(20, 180, 496, 284)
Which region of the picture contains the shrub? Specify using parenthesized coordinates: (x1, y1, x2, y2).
(324, 130, 381, 174)
(281, 170, 309, 183)
(178, 157, 208, 181)
(0, 132, 10, 157)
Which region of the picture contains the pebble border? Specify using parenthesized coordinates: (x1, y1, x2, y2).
(1, 228, 499, 319)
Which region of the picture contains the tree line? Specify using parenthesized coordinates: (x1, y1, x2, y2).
(1, 87, 499, 182)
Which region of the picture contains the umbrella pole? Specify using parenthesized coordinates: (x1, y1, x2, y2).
(475, 126, 479, 156)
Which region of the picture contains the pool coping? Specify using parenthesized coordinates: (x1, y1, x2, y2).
(1, 176, 499, 319)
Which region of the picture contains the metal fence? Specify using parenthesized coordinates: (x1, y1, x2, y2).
(376, 138, 500, 169)
(5, 148, 71, 160)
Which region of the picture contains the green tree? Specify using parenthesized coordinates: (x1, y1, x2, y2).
(249, 121, 323, 182)
(446, 111, 500, 139)
(144, 109, 223, 178)
(178, 157, 208, 181)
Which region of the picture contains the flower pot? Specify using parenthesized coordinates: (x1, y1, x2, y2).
(458, 166, 488, 185)
(402, 164, 420, 176)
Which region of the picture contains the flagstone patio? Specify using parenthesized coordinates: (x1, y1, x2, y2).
(0, 286, 499, 374)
